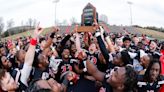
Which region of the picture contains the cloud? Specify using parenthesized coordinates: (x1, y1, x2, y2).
(0, 0, 163, 28)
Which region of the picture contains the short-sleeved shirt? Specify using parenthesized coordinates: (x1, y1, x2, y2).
(10, 63, 32, 91)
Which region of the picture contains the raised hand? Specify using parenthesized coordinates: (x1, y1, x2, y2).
(93, 19, 99, 31)
(70, 24, 78, 36)
(51, 26, 60, 33)
(73, 24, 78, 33)
(32, 22, 44, 39)
(50, 26, 59, 39)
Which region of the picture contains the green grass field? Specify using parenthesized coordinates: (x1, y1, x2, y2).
(2, 26, 164, 41)
(2, 28, 52, 41)
(136, 28, 164, 40)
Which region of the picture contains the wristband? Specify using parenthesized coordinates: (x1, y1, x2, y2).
(50, 32, 56, 38)
(30, 39, 37, 46)
(83, 61, 87, 72)
(95, 32, 101, 37)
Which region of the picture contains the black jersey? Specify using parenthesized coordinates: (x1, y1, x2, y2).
(86, 51, 108, 72)
(55, 58, 78, 82)
(137, 75, 164, 92)
(11, 69, 27, 92)
(10, 63, 32, 92)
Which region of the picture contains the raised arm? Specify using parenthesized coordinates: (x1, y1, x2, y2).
(75, 33, 82, 52)
(25, 24, 43, 66)
(106, 37, 115, 53)
(101, 27, 115, 53)
(43, 27, 59, 50)
(21, 23, 43, 86)
(96, 32, 110, 63)
(75, 25, 82, 52)
(93, 20, 110, 63)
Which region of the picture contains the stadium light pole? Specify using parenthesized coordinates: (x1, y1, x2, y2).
(53, 0, 60, 26)
(127, 1, 133, 26)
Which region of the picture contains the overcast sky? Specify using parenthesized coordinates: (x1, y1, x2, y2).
(0, 0, 164, 29)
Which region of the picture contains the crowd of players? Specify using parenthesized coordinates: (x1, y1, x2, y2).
(0, 20, 164, 92)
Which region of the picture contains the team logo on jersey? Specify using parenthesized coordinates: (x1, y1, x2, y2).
(90, 56, 97, 65)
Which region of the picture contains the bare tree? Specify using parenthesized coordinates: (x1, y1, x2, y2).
(27, 18, 33, 28)
(7, 19, 14, 29)
(99, 14, 108, 24)
(0, 17, 4, 39)
(70, 17, 77, 25)
(21, 20, 25, 32)
(62, 19, 68, 26)
(33, 19, 37, 27)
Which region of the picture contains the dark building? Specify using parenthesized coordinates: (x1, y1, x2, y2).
(81, 3, 98, 26)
